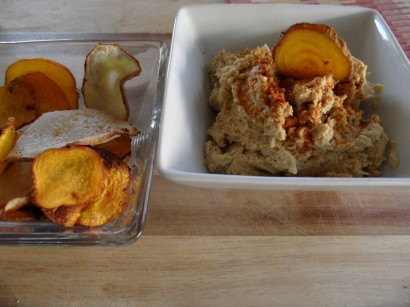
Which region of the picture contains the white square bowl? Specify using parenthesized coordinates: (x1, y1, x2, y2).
(158, 3, 410, 190)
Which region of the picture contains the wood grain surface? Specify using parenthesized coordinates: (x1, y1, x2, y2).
(2, 232, 410, 306)
(147, 176, 410, 236)
(1, 0, 410, 306)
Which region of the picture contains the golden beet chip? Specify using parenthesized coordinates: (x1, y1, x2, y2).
(76, 148, 131, 227)
(273, 23, 353, 81)
(14, 72, 72, 116)
(0, 118, 18, 174)
(0, 118, 17, 160)
(1, 59, 78, 128)
(5, 58, 79, 110)
(0, 80, 35, 128)
(82, 44, 141, 120)
(32, 146, 106, 209)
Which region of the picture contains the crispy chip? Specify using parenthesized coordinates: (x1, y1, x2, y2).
(93, 135, 132, 159)
(76, 148, 131, 227)
(273, 23, 353, 81)
(0, 118, 17, 164)
(0, 81, 35, 129)
(15, 72, 73, 116)
(8, 108, 138, 160)
(82, 44, 141, 120)
(35, 148, 131, 227)
(5, 58, 79, 110)
(1, 52, 141, 227)
(32, 146, 106, 209)
(42, 204, 85, 227)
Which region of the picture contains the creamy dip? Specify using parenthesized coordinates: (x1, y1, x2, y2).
(204, 44, 392, 177)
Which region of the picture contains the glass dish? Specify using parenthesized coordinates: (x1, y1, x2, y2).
(0, 33, 168, 245)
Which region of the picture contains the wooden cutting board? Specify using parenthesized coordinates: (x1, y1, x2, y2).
(145, 175, 410, 236)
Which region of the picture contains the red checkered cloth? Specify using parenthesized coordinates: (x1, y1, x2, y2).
(229, 0, 410, 59)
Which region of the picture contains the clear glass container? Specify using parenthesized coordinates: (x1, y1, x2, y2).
(0, 33, 168, 245)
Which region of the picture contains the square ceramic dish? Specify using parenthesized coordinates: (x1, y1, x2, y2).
(158, 4, 410, 190)
(0, 33, 168, 245)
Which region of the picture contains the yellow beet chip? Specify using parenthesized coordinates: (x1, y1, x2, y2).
(5, 58, 79, 110)
(15, 72, 73, 116)
(76, 149, 131, 227)
(32, 146, 106, 209)
(0, 81, 35, 129)
(273, 23, 353, 81)
(0, 118, 17, 159)
(0, 118, 17, 173)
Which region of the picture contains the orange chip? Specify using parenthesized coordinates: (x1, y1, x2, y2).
(32, 146, 106, 209)
(14, 72, 72, 116)
(273, 23, 353, 80)
(0, 81, 35, 129)
(93, 135, 132, 159)
(0, 58, 78, 129)
(5, 58, 79, 110)
(76, 148, 131, 227)
(0, 118, 17, 161)
(0, 118, 18, 174)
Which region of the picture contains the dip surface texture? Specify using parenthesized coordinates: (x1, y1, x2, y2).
(204, 45, 389, 177)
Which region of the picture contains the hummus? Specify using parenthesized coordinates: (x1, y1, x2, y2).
(204, 44, 392, 177)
